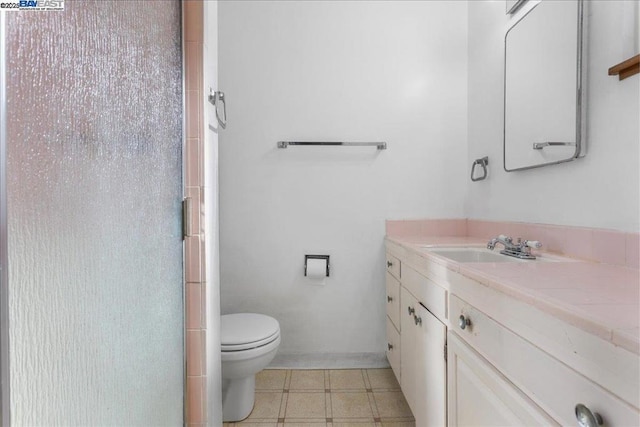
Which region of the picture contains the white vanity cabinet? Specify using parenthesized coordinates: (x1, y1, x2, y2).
(385, 243, 640, 427)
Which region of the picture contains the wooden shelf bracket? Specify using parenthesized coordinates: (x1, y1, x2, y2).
(608, 54, 640, 81)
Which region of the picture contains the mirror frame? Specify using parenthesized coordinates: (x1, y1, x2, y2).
(506, 0, 527, 15)
(503, 0, 587, 172)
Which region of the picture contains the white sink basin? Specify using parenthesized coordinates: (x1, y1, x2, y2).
(426, 247, 525, 263)
(420, 246, 572, 263)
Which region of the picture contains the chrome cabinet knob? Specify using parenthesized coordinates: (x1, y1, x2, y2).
(387, 261, 393, 268)
(387, 343, 394, 351)
(414, 315, 422, 326)
(459, 314, 471, 330)
(407, 306, 415, 315)
(387, 296, 393, 302)
(575, 404, 603, 427)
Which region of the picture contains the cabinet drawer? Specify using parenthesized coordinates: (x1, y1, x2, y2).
(402, 264, 447, 321)
(450, 294, 640, 426)
(385, 272, 401, 330)
(386, 317, 401, 384)
(386, 253, 401, 280)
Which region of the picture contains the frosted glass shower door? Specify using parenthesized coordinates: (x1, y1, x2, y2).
(3, 1, 184, 425)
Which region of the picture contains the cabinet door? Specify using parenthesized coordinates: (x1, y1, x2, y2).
(401, 287, 447, 427)
(400, 287, 418, 412)
(414, 304, 447, 427)
(447, 332, 558, 427)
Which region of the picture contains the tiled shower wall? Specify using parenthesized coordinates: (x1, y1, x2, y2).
(184, 1, 207, 424)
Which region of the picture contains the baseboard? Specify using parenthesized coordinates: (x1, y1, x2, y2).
(268, 352, 389, 369)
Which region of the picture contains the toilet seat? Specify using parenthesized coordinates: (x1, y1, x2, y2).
(221, 313, 280, 352)
(221, 330, 280, 352)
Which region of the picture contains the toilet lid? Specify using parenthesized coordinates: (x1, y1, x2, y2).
(220, 313, 280, 349)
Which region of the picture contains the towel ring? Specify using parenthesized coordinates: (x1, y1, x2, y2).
(471, 156, 489, 182)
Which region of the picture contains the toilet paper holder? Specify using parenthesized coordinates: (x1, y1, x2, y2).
(305, 255, 330, 277)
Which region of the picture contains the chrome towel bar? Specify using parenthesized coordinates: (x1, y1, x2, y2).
(277, 141, 387, 150)
(532, 141, 575, 150)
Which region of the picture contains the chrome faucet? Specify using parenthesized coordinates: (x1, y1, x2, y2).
(487, 234, 542, 260)
(487, 235, 516, 251)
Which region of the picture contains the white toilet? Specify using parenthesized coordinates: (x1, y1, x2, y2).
(220, 313, 281, 422)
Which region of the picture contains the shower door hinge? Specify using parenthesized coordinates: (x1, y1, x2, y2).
(182, 197, 191, 240)
(444, 343, 447, 361)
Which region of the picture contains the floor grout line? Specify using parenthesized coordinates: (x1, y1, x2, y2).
(284, 369, 292, 390)
(362, 368, 372, 390)
(367, 389, 380, 419)
(278, 389, 288, 419)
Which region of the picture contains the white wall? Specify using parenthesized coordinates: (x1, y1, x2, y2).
(203, 1, 222, 425)
(466, 0, 640, 232)
(218, 1, 468, 361)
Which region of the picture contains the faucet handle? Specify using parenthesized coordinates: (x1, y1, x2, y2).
(524, 240, 542, 249)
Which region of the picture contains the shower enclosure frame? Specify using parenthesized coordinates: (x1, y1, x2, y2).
(0, 6, 189, 425)
(0, 10, 9, 427)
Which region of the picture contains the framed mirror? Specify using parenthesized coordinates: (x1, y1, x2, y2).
(503, 0, 587, 172)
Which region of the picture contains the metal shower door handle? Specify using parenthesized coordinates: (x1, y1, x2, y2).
(208, 89, 227, 129)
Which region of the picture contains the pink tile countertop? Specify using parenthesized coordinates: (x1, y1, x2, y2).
(386, 235, 640, 355)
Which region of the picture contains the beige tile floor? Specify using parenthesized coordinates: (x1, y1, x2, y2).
(223, 368, 415, 427)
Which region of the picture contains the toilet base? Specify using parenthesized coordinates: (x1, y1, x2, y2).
(222, 375, 256, 422)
